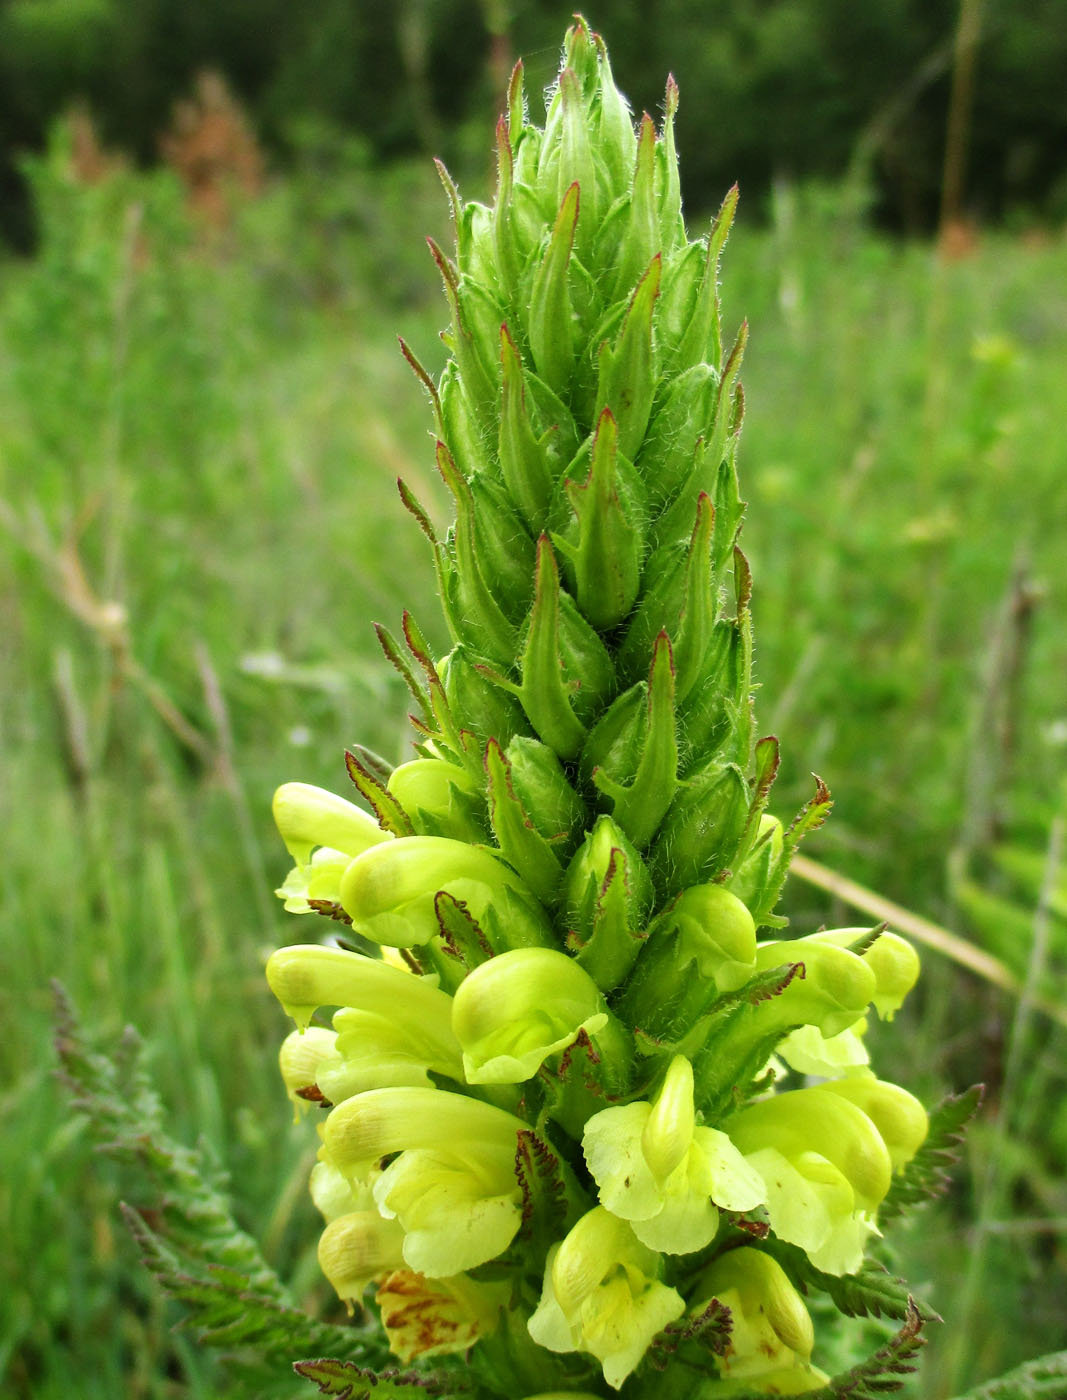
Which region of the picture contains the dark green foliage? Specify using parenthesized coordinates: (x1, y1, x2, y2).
(54, 983, 285, 1303)
(647, 1297, 733, 1371)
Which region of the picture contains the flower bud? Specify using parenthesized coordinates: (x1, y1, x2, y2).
(562, 815, 654, 931)
(657, 76, 685, 250)
(555, 409, 645, 630)
(338, 835, 552, 950)
(276, 845, 352, 914)
(649, 761, 750, 894)
(558, 67, 601, 249)
(505, 735, 587, 855)
(673, 183, 738, 376)
(615, 537, 688, 684)
(438, 361, 483, 484)
(438, 645, 530, 750)
(469, 470, 536, 619)
(593, 35, 636, 193)
(692, 1246, 827, 1390)
(677, 611, 752, 773)
(511, 535, 617, 759)
(527, 1207, 685, 1389)
(309, 1148, 375, 1222)
(609, 113, 657, 300)
(616, 883, 758, 1041)
(435, 440, 519, 667)
(595, 256, 661, 460)
(578, 682, 646, 787)
(498, 323, 556, 532)
(587, 633, 680, 850)
(528, 182, 579, 395)
(637, 363, 719, 509)
(451, 947, 621, 1084)
(726, 812, 785, 913)
(559, 815, 654, 990)
(272, 783, 392, 912)
(317, 1210, 406, 1309)
(484, 738, 566, 905)
(751, 937, 877, 1039)
(643, 1054, 697, 1181)
(665, 883, 758, 987)
(776, 1020, 870, 1077)
(657, 242, 706, 374)
(428, 238, 495, 426)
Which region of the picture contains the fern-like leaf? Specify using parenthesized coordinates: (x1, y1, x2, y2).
(805, 1299, 927, 1400)
(53, 982, 383, 1370)
(946, 1351, 1067, 1400)
(764, 1242, 940, 1323)
(124, 1205, 370, 1363)
(293, 1357, 468, 1397)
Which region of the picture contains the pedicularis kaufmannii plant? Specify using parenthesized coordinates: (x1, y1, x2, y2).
(266, 20, 939, 1399)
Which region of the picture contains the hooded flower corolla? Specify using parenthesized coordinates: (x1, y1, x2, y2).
(728, 1085, 901, 1275)
(317, 1209, 406, 1308)
(324, 1086, 527, 1276)
(451, 946, 621, 1083)
(272, 781, 392, 911)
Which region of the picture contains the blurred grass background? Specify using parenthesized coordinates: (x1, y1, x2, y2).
(1, 4, 1065, 1397)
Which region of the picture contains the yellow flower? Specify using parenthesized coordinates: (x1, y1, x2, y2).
(324, 1086, 527, 1276)
(528, 1206, 684, 1389)
(377, 1269, 506, 1361)
(583, 1055, 765, 1253)
(729, 1087, 893, 1275)
(316, 1209, 406, 1309)
(692, 1246, 829, 1393)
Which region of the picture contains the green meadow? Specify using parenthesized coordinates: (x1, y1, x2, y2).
(2, 135, 1065, 1397)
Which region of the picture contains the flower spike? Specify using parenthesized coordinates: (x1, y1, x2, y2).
(263, 17, 938, 1396)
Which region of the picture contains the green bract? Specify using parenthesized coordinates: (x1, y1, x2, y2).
(265, 17, 932, 1396)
